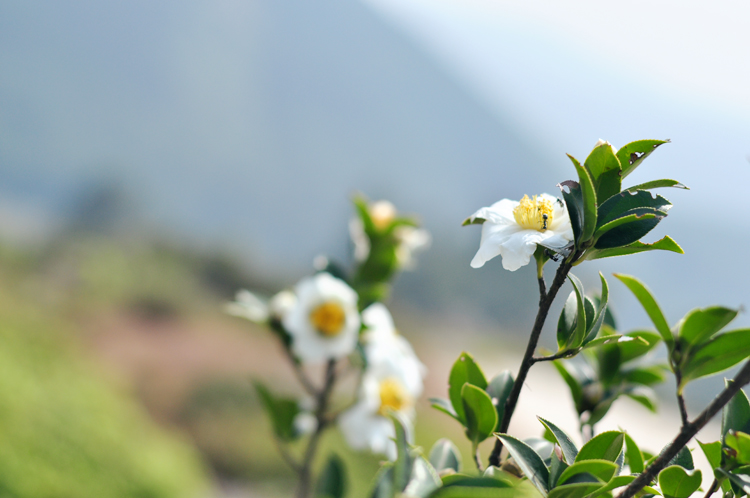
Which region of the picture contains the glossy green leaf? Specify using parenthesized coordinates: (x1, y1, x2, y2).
(576, 431, 624, 463)
(658, 465, 701, 498)
(558, 292, 579, 350)
(624, 434, 644, 474)
(584, 141, 622, 202)
(626, 179, 688, 191)
(538, 417, 579, 464)
(587, 475, 640, 498)
(567, 274, 588, 348)
(596, 190, 672, 228)
(430, 397, 460, 422)
(581, 335, 625, 350)
(616, 139, 669, 178)
(462, 384, 498, 446)
(483, 466, 517, 486)
(726, 431, 750, 464)
(253, 381, 301, 441)
(548, 483, 603, 498)
(624, 365, 668, 386)
(681, 330, 750, 386)
(315, 455, 347, 498)
(618, 331, 661, 363)
(594, 210, 664, 249)
(486, 371, 514, 431)
(441, 474, 515, 489)
(559, 180, 584, 246)
(430, 485, 520, 498)
(668, 445, 694, 470)
(567, 154, 598, 243)
(390, 412, 414, 491)
(678, 306, 738, 347)
(583, 297, 596, 338)
(724, 384, 750, 442)
(553, 361, 583, 408)
(586, 235, 683, 260)
(557, 459, 618, 485)
(548, 453, 568, 489)
(369, 464, 395, 498)
(583, 274, 609, 345)
(597, 343, 621, 384)
(429, 439, 462, 473)
(697, 440, 722, 469)
(717, 468, 750, 495)
(495, 433, 550, 495)
(614, 274, 673, 345)
(448, 352, 488, 424)
(403, 456, 441, 498)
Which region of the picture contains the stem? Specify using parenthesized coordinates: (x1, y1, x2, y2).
(488, 259, 573, 467)
(283, 346, 320, 397)
(675, 369, 689, 427)
(473, 445, 484, 472)
(703, 478, 719, 498)
(296, 360, 337, 498)
(532, 349, 578, 363)
(616, 360, 750, 498)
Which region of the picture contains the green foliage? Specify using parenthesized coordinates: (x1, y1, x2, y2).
(556, 273, 610, 354)
(658, 466, 702, 498)
(428, 439, 462, 474)
(316, 455, 347, 498)
(447, 352, 488, 425)
(461, 384, 498, 448)
(576, 431, 624, 463)
(254, 381, 302, 441)
(494, 434, 550, 496)
(486, 371, 515, 431)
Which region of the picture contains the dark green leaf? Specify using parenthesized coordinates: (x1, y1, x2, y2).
(538, 417, 579, 464)
(725, 431, 750, 464)
(462, 216, 485, 226)
(716, 468, 750, 495)
(567, 154, 598, 243)
(441, 474, 514, 488)
(584, 141, 622, 202)
(616, 139, 669, 178)
(624, 387, 658, 412)
(553, 361, 584, 408)
(404, 456, 441, 498)
(724, 384, 750, 442)
(548, 483, 603, 498)
(658, 465, 701, 498)
(597, 344, 621, 385)
(626, 179, 688, 191)
(593, 210, 665, 249)
(430, 397, 460, 422)
(558, 292, 579, 350)
(583, 274, 609, 346)
(581, 335, 625, 350)
(697, 440, 722, 469)
(623, 366, 668, 386)
(586, 235, 683, 260)
(462, 384, 498, 446)
(557, 459, 618, 485)
(567, 274, 588, 349)
(583, 297, 596, 337)
(614, 274, 673, 345)
(624, 434, 643, 474)
(495, 433, 550, 495)
(597, 190, 672, 228)
(587, 475, 638, 498)
(369, 464, 394, 498)
(618, 331, 662, 363)
(576, 431, 624, 463)
(448, 352, 488, 424)
(429, 439, 462, 473)
(681, 330, 750, 387)
(253, 381, 301, 441)
(486, 371, 514, 431)
(548, 453, 568, 489)
(668, 445, 694, 470)
(559, 180, 584, 246)
(678, 306, 738, 348)
(315, 455, 347, 498)
(390, 412, 413, 491)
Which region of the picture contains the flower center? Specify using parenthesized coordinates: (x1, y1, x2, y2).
(370, 201, 397, 230)
(309, 301, 346, 337)
(378, 377, 409, 415)
(513, 195, 554, 231)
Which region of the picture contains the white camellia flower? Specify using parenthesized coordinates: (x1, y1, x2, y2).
(339, 303, 425, 460)
(282, 272, 360, 363)
(467, 193, 574, 271)
(225, 289, 269, 323)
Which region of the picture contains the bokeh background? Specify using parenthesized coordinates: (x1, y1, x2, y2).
(1, 1, 748, 496)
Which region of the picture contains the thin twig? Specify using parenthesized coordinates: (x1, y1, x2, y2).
(473, 447, 484, 472)
(532, 349, 578, 363)
(283, 345, 320, 397)
(489, 259, 574, 467)
(675, 370, 690, 427)
(274, 435, 302, 473)
(616, 360, 750, 498)
(703, 478, 719, 498)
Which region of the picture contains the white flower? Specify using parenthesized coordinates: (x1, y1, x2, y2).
(282, 272, 360, 363)
(225, 290, 269, 323)
(269, 290, 296, 321)
(467, 193, 573, 271)
(394, 226, 431, 269)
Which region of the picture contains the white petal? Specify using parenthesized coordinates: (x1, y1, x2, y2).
(468, 199, 517, 225)
(225, 290, 269, 322)
(498, 230, 543, 271)
(470, 223, 522, 268)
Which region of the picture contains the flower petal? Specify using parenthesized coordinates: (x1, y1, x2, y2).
(470, 223, 522, 268)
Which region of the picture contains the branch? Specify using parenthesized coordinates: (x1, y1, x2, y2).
(532, 349, 578, 363)
(282, 344, 320, 397)
(616, 360, 750, 498)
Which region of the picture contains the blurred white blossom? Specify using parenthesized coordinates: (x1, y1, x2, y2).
(225, 290, 269, 323)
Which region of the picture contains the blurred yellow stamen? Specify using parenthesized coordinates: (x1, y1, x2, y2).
(513, 195, 554, 231)
(378, 378, 408, 415)
(309, 301, 346, 337)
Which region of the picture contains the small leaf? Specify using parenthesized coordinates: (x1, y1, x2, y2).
(584, 141, 622, 202)
(626, 179, 688, 191)
(448, 352, 488, 424)
(559, 180, 584, 246)
(725, 431, 750, 464)
(403, 456, 441, 498)
(576, 431, 624, 463)
(495, 433, 550, 495)
(724, 384, 750, 442)
(553, 361, 584, 408)
(538, 417, 579, 464)
(624, 387, 658, 412)
(678, 306, 738, 348)
(623, 365, 668, 386)
(614, 274, 673, 345)
(583, 273, 609, 345)
(658, 465, 702, 498)
(253, 381, 301, 441)
(716, 468, 750, 495)
(462, 216, 486, 226)
(486, 371, 514, 431)
(616, 139, 669, 178)
(390, 411, 414, 491)
(581, 335, 626, 350)
(586, 235, 683, 260)
(567, 274, 588, 349)
(594, 210, 665, 249)
(548, 452, 568, 489)
(596, 190, 672, 228)
(680, 330, 750, 386)
(697, 440, 722, 469)
(548, 483, 603, 498)
(369, 464, 395, 498)
(462, 384, 498, 446)
(557, 292, 579, 350)
(624, 434, 644, 474)
(557, 459, 618, 485)
(618, 331, 662, 363)
(668, 445, 694, 470)
(315, 455, 347, 498)
(430, 397, 460, 422)
(567, 154, 598, 243)
(429, 439, 462, 473)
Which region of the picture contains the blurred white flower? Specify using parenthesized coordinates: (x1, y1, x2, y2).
(394, 226, 431, 269)
(282, 272, 360, 363)
(293, 395, 319, 436)
(225, 290, 269, 323)
(467, 193, 573, 271)
(349, 217, 371, 262)
(269, 290, 296, 321)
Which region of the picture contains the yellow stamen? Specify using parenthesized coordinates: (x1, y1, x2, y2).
(309, 301, 346, 337)
(513, 195, 554, 231)
(370, 201, 397, 230)
(378, 378, 409, 415)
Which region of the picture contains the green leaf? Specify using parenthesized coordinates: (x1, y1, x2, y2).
(553, 361, 583, 408)
(586, 235, 683, 260)
(576, 431, 624, 463)
(668, 445, 694, 470)
(614, 274, 673, 345)
(618, 331, 662, 363)
(462, 384, 498, 446)
(557, 292, 579, 350)
(567, 274, 588, 349)
(581, 335, 626, 350)
(678, 306, 738, 348)
(725, 431, 750, 464)
(597, 343, 621, 384)
(584, 141, 622, 202)
(567, 154, 598, 243)
(538, 417, 579, 464)
(587, 475, 639, 498)
(594, 210, 665, 249)
(557, 459, 618, 485)
(390, 411, 414, 491)
(624, 387, 658, 412)
(623, 365, 668, 386)
(404, 456, 441, 498)
(495, 433, 550, 495)
(369, 464, 395, 498)
(680, 330, 750, 386)
(697, 440, 722, 469)
(616, 139, 669, 178)
(548, 483, 604, 498)
(430, 397, 460, 422)
(583, 273, 609, 346)
(253, 381, 301, 441)
(559, 180, 584, 246)
(429, 439, 462, 473)
(549, 453, 568, 489)
(658, 465, 701, 498)
(724, 384, 750, 442)
(441, 474, 515, 488)
(626, 179, 688, 191)
(717, 468, 750, 495)
(624, 434, 644, 474)
(486, 371, 514, 431)
(596, 190, 672, 228)
(462, 216, 486, 226)
(448, 352, 488, 424)
(315, 455, 347, 498)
